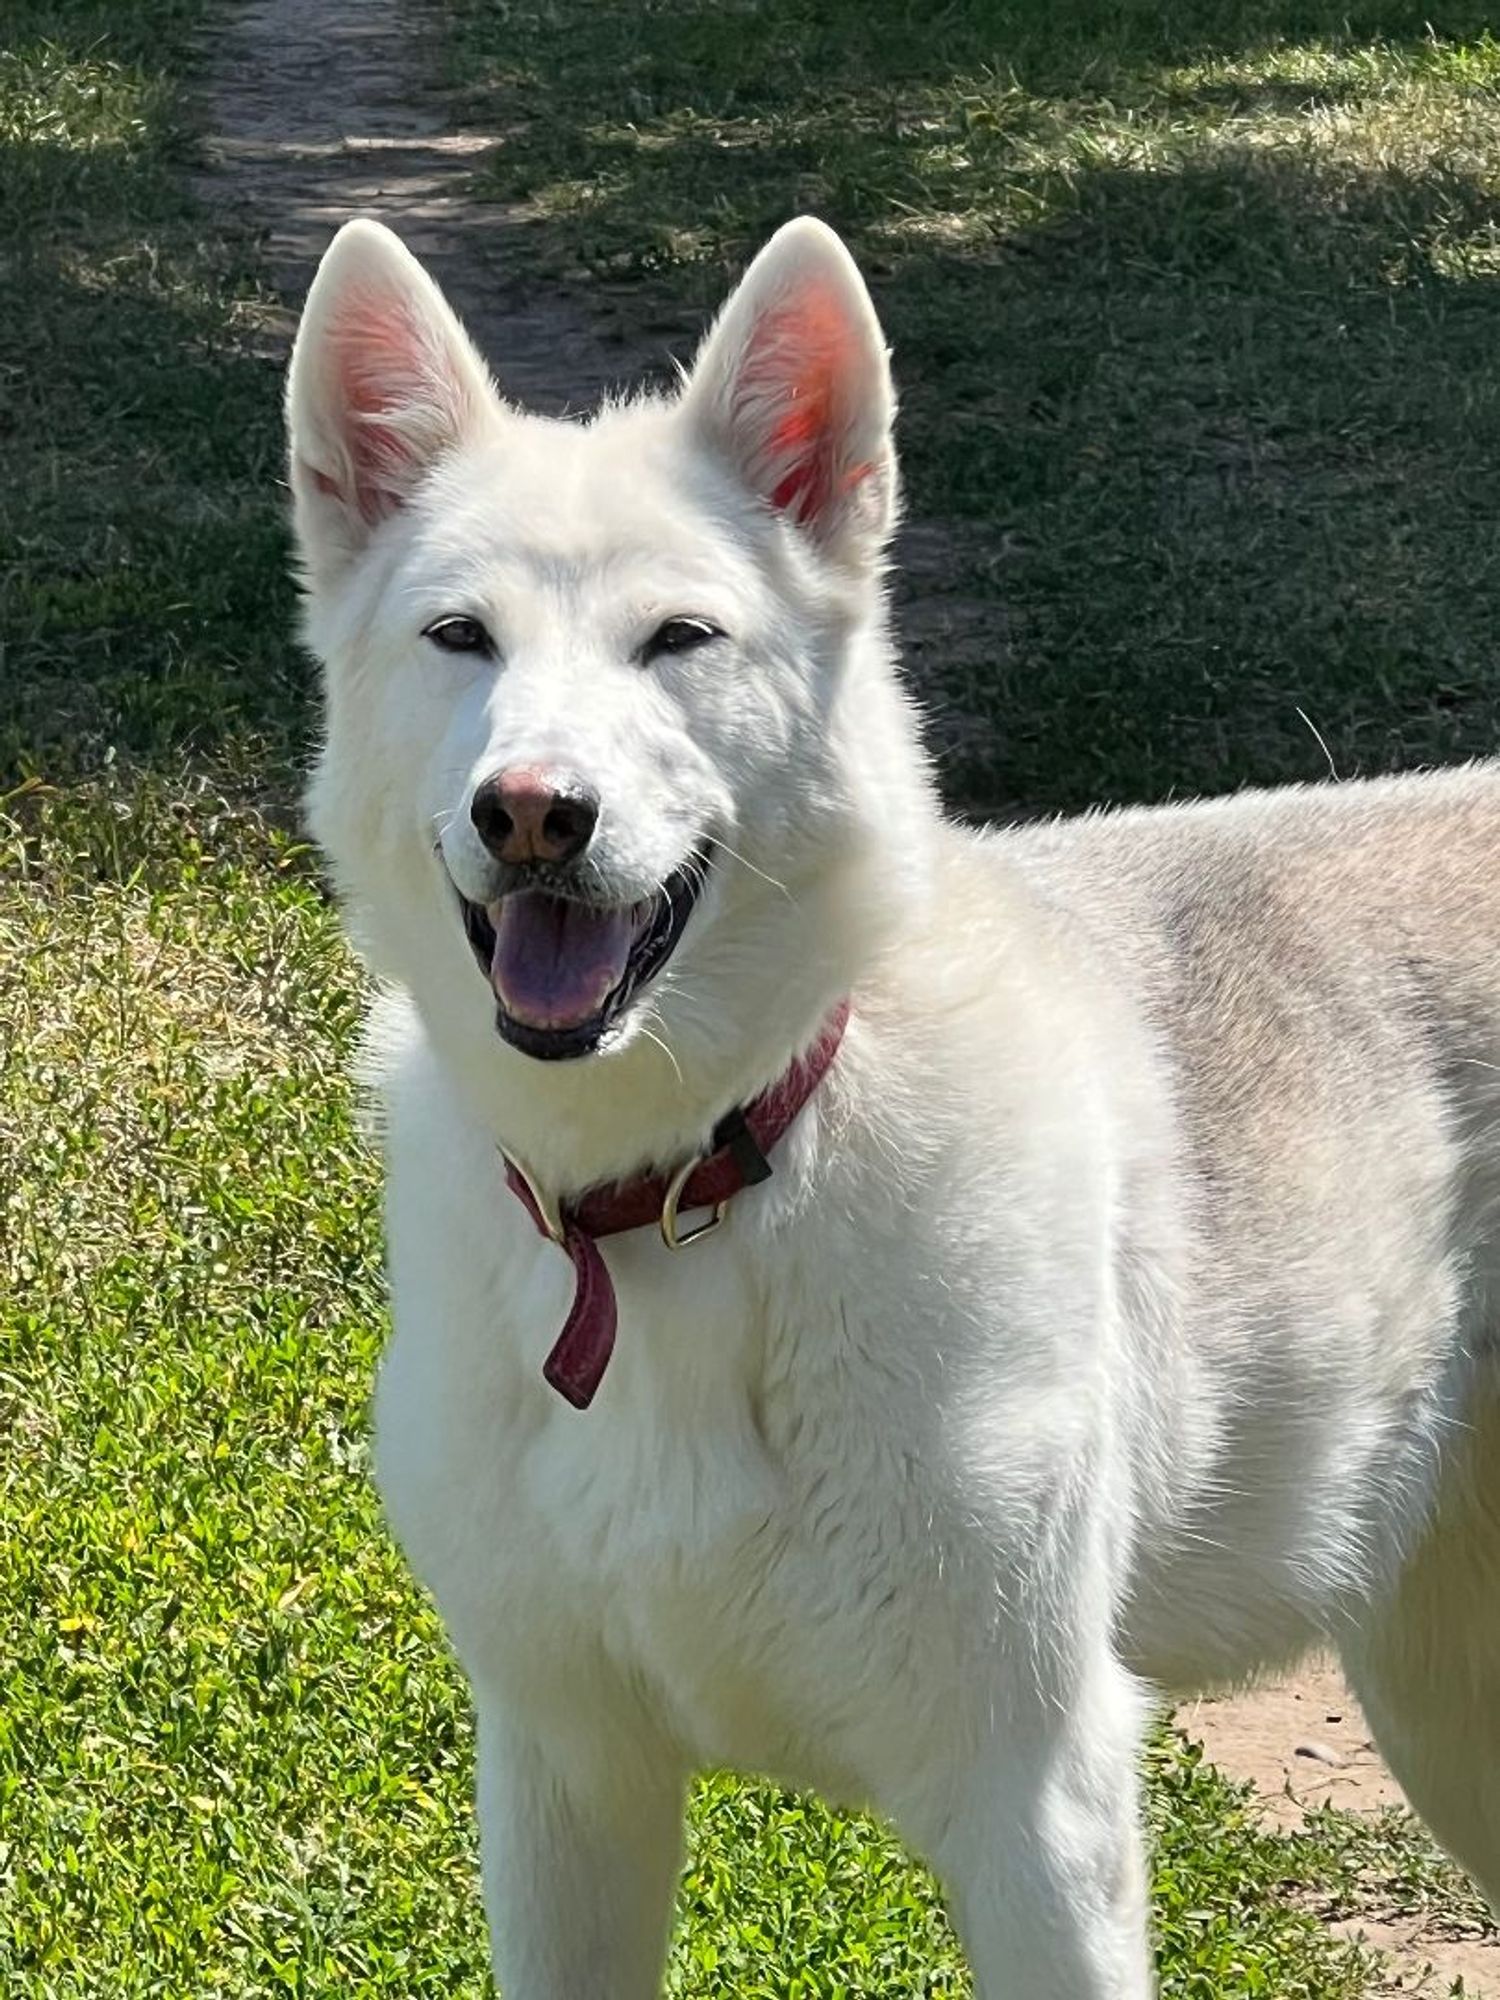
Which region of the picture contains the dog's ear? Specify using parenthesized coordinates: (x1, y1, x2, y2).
(286, 219, 499, 585)
(680, 218, 896, 566)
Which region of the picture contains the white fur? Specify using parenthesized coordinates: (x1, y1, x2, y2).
(289, 216, 1500, 1997)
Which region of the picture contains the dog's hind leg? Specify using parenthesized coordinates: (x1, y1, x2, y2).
(1337, 1387, 1500, 1913)
(906, 1648, 1157, 1999)
(474, 1694, 686, 1999)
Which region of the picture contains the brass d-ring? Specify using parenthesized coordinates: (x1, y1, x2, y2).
(503, 1151, 565, 1244)
(659, 1158, 729, 1250)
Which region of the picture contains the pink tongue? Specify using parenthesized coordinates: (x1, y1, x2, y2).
(490, 893, 641, 1030)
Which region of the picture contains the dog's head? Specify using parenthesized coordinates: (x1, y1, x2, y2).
(288, 219, 934, 1156)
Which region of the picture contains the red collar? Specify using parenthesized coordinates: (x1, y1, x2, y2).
(504, 1001, 850, 1410)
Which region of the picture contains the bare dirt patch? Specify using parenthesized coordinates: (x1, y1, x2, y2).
(1179, 1666, 1499, 1996)
(1181, 1661, 1402, 1828)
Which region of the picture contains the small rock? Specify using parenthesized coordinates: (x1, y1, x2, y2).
(1295, 1740, 1347, 1767)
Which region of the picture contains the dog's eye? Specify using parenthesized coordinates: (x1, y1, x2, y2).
(423, 615, 494, 657)
(641, 617, 723, 664)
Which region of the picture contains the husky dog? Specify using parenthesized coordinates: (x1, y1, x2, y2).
(287, 214, 1500, 1997)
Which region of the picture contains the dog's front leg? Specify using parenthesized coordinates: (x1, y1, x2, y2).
(474, 1696, 686, 1999)
(911, 1650, 1155, 1999)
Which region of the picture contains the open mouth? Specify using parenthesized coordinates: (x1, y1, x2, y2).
(454, 843, 712, 1061)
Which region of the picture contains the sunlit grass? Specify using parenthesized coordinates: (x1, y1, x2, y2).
(0, 43, 162, 153)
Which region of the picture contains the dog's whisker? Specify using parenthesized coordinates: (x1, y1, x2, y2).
(638, 1020, 685, 1087)
(706, 838, 797, 906)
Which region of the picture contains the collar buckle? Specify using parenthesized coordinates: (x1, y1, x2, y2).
(659, 1156, 730, 1251)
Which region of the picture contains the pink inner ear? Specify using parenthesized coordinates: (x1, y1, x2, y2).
(329, 293, 431, 524)
(737, 281, 873, 530)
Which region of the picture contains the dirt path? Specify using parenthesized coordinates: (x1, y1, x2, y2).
(198, 3, 1492, 1990)
(198, 0, 996, 743)
(199, 0, 668, 410)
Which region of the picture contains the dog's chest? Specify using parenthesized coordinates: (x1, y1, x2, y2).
(376, 1211, 927, 1790)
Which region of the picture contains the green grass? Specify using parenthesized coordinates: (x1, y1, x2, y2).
(445, 0, 1500, 811)
(0, 0, 1492, 1991)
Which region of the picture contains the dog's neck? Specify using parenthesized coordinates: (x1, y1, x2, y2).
(444, 949, 856, 1201)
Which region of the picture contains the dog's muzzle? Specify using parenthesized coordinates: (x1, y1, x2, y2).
(447, 841, 714, 1060)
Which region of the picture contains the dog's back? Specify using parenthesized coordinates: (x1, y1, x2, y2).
(1007, 767, 1500, 1841)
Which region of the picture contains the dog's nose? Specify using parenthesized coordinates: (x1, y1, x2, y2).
(470, 768, 600, 866)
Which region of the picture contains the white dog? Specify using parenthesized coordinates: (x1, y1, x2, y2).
(287, 214, 1500, 1997)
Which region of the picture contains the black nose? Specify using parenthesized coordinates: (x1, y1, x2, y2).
(470, 767, 600, 866)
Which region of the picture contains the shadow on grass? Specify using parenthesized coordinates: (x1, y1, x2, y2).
(450, 0, 1500, 811)
(450, 0, 1500, 125)
(1, 51, 303, 849)
(897, 151, 1500, 807)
